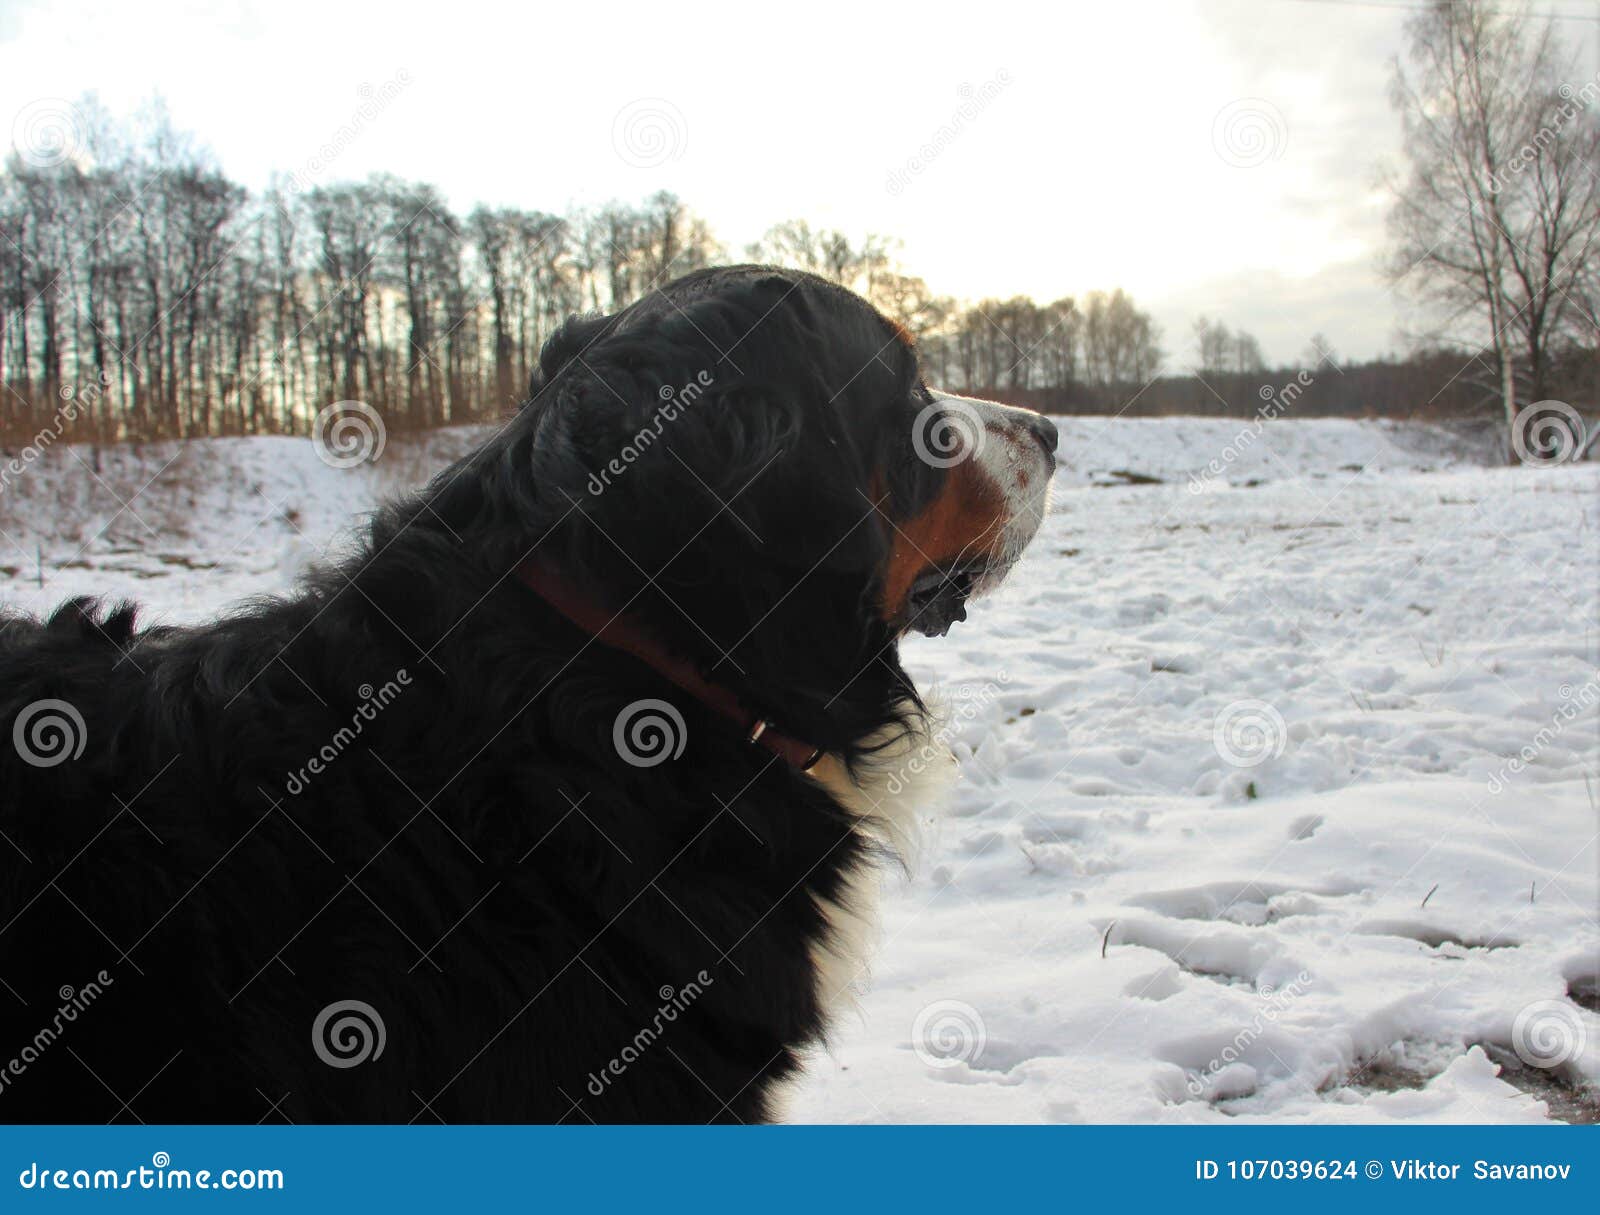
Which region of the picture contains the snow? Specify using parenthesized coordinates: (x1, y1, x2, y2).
(2, 417, 1596, 1123)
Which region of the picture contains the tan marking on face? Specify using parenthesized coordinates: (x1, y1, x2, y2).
(878, 459, 1009, 626)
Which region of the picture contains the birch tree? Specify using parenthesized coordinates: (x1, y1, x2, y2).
(1385, 0, 1600, 460)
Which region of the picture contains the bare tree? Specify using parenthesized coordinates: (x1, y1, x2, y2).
(1195, 317, 1265, 376)
(1034, 297, 1082, 390)
(748, 221, 893, 299)
(1385, 0, 1600, 458)
(1194, 317, 1232, 375)
(868, 271, 950, 342)
(1084, 289, 1162, 388)
(1302, 332, 1339, 369)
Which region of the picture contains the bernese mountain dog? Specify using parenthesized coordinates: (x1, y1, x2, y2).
(0, 265, 1057, 1123)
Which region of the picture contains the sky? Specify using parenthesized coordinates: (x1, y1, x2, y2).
(2, 0, 1598, 367)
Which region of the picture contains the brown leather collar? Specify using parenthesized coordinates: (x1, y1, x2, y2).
(515, 556, 826, 772)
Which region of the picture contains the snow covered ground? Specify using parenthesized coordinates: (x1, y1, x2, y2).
(2, 417, 1596, 1123)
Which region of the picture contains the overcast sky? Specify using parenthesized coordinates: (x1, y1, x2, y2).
(3, 0, 1597, 366)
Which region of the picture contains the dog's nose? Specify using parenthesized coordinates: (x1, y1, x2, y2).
(1025, 412, 1059, 463)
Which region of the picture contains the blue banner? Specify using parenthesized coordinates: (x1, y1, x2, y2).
(0, 1125, 1593, 1211)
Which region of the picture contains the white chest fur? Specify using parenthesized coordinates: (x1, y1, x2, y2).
(760, 707, 956, 1122)
(803, 709, 957, 1025)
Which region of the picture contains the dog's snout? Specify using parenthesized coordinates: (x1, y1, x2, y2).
(1025, 412, 1059, 464)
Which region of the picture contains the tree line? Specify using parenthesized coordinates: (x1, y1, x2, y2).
(0, 118, 1174, 445)
(2, 68, 1594, 449)
(0, 105, 727, 442)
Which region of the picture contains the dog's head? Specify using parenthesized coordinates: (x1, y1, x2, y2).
(455, 265, 1056, 752)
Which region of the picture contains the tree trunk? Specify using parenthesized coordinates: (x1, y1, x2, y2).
(1501, 348, 1518, 465)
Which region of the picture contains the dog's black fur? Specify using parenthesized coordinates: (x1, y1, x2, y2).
(0, 266, 962, 1123)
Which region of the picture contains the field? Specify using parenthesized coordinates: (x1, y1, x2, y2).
(2, 416, 1596, 1123)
